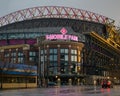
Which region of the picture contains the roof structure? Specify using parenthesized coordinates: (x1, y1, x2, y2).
(0, 6, 114, 27)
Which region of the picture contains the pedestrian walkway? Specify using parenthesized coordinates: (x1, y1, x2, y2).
(0, 85, 120, 96)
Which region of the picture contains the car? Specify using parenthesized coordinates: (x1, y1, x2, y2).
(101, 80, 113, 88)
(48, 82, 57, 87)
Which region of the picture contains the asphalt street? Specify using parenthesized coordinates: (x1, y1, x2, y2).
(0, 85, 120, 96)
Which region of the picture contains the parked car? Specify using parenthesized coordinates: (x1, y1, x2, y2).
(48, 82, 57, 87)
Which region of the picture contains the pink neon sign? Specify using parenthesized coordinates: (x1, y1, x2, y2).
(45, 28, 78, 41)
(60, 27, 68, 35)
(46, 34, 78, 41)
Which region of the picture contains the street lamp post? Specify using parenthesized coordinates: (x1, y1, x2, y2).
(41, 42, 47, 87)
(38, 44, 45, 87)
(37, 37, 47, 87)
(46, 47, 49, 87)
(38, 47, 41, 87)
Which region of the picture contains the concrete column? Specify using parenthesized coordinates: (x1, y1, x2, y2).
(69, 78, 72, 85)
(57, 78, 61, 86)
(77, 78, 80, 85)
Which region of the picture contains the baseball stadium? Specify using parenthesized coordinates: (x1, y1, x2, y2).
(0, 6, 120, 89)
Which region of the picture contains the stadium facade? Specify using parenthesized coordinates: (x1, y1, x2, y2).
(0, 6, 120, 88)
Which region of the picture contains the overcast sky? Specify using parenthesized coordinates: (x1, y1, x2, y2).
(0, 0, 120, 26)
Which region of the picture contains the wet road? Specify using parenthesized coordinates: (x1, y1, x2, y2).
(0, 85, 120, 96)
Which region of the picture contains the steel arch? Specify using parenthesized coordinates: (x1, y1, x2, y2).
(0, 6, 114, 27)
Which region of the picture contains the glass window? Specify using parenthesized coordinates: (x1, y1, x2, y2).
(60, 54, 68, 61)
(50, 49, 57, 54)
(18, 52, 23, 56)
(11, 52, 16, 57)
(75, 56, 77, 61)
(60, 49, 68, 54)
(49, 67, 54, 75)
(53, 62, 58, 67)
(50, 55, 57, 61)
(50, 55, 53, 61)
(49, 63, 53, 66)
(29, 57, 34, 61)
(54, 49, 57, 54)
(65, 49, 68, 53)
(54, 55, 57, 61)
(71, 56, 74, 61)
(0, 34, 7, 39)
(60, 54, 64, 59)
(65, 55, 68, 61)
(4, 53, 9, 57)
(18, 57, 23, 63)
(41, 56, 44, 61)
(54, 67, 58, 74)
(11, 58, 16, 63)
(71, 49, 77, 54)
(29, 52, 36, 56)
(25, 33, 33, 39)
(50, 49, 53, 54)
(41, 50, 43, 54)
(64, 62, 68, 66)
(29, 52, 32, 56)
(60, 49, 64, 53)
(71, 55, 77, 62)
(40, 49, 46, 54)
(18, 33, 24, 39)
(8, 33, 25, 39)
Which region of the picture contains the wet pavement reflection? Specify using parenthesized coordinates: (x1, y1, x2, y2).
(0, 85, 120, 96)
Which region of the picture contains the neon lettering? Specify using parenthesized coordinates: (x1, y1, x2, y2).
(46, 34, 78, 41)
